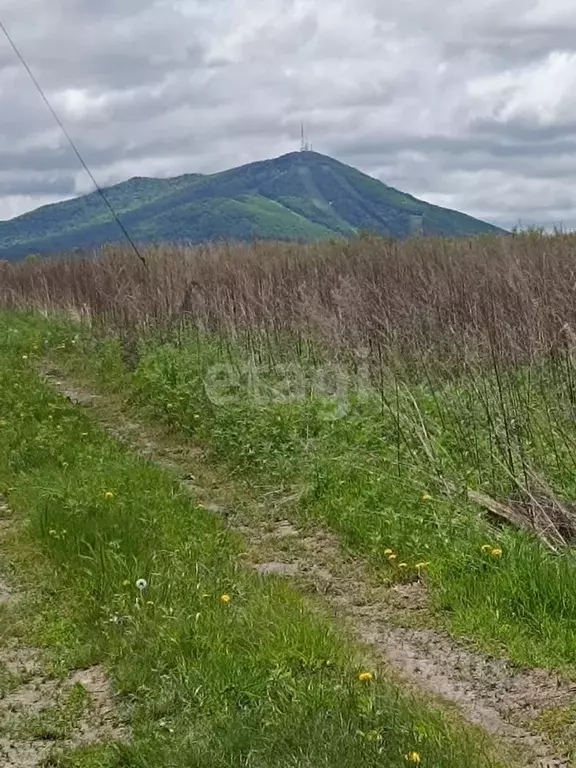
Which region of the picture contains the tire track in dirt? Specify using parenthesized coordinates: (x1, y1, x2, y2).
(43, 370, 576, 768)
(249, 522, 575, 768)
(0, 493, 129, 766)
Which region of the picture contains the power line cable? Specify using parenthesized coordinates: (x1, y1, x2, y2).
(0, 20, 147, 266)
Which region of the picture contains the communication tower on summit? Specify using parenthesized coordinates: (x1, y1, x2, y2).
(300, 122, 312, 152)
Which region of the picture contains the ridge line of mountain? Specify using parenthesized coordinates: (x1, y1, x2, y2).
(0, 151, 506, 260)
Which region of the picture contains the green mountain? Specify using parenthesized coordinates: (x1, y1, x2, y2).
(0, 151, 505, 260)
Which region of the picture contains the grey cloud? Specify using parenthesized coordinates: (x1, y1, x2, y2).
(0, 173, 75, 196)
(1, 0, 576, 229)
(0, 0, 212, 90)
(444, 25, 576, 64)
(469, 117, 576, 144)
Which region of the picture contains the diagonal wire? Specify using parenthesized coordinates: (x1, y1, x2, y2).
(0, 19, 147, 266)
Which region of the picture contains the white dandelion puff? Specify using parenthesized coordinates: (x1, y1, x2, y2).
(136, 578, 148, 592)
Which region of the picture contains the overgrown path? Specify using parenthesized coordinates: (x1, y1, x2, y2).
(0, 494, 128, 766)
(42, 367, 576, 768)
(2, 334, 507, 768)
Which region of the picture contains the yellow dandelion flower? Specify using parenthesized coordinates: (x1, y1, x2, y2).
(398, 562, 408, 569)
(388, 553, 398, 562)
(220, 594, 231, 604)
(384, 548, 394, 556)
(104, 491, 114, 500)
(491, 547, 503, 558)
(358, 671, 373, 682)
(406, 751, 421, 764)
(421, 493, 432, 503)
(481, 544, 492, 553)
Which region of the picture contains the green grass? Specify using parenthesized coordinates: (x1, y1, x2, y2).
(35, 316, 576, 673)
(0, 312, 498, 767)
(1, 684, 90, 743)
(532, 706, 576, 764)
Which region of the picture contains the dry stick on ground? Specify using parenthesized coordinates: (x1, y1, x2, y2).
(467, 463, 576, 553)
(466, 490, 566, 553)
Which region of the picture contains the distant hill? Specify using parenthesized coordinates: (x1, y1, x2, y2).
(0, 151, 506, 260)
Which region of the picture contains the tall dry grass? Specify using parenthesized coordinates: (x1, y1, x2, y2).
(2, 231, 576, 370)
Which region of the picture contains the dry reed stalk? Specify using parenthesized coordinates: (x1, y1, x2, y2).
(1, 232, 576, 370)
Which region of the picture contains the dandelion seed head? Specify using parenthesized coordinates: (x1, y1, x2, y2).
(136, 578, 148, 591)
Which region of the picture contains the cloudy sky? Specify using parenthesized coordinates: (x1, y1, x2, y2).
(0, 0, 575, 230)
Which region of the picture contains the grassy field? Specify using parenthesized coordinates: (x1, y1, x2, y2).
(0, 314, 499, 767)
(2, 232, 576, 763)
(59, 329, 576, 670)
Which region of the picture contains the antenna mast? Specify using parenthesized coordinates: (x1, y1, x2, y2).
(300, 121, 310, 152)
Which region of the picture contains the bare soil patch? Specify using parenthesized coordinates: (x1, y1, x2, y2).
(0, 490, 128, 767)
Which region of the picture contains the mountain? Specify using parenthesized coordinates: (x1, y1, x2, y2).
(0, 151, 506, 260)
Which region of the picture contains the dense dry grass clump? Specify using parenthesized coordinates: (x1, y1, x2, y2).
(2, 231, 576, 369)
